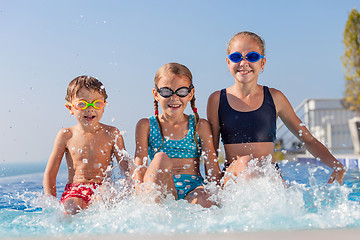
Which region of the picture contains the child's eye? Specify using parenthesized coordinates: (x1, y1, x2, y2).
(76, 102, 87, 109)
(94, 101, 105, 109)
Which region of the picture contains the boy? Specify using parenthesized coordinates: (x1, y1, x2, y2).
(43, 75, 129, 215)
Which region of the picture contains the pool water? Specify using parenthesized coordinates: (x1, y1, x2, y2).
(0, 160, 360, 238)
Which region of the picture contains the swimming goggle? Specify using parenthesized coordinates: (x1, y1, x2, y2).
(66, 99, 106, 110)
(228, 51, 264, 63)
(155, 84, 193, 98)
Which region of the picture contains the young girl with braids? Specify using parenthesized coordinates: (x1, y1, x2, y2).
(133, 63, 221, 208)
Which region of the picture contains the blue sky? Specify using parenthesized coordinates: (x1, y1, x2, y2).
(1, 0, 359, 164)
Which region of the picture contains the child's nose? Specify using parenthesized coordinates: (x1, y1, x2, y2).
(86, 106, 96, 111)
(169, 94, 180, 100)
(239, 59, 250, 66)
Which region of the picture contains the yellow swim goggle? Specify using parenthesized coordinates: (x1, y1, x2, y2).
(66, 99, 106, 110)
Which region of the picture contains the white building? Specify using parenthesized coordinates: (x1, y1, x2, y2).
(277, 98, 360, 168)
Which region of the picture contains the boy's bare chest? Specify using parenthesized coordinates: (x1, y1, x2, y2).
(66, 132, 114, 159)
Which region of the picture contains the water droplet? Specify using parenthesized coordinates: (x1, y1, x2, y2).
(183, 164, 191, 169)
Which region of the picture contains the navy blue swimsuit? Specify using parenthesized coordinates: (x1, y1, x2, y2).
(218, 86, 276, 144)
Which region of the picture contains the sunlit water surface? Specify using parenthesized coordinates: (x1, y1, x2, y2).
(1, 160, 360, 238)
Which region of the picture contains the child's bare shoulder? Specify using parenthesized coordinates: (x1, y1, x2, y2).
(197, 118, 212, 132)
(100, 123, 123, 136)
(56, 127, 73, 140)
(208, 90, 221, 102)
(268, 87, 285, 99)
(136, 118, 150, 130)
(52, 127, 74, 147)
(198, 118, 210, 125)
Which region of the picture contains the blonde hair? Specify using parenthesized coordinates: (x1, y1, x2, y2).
(153, 63, 200, 153)
(227, 31, 266, 56)
(65, 75, 108, 102)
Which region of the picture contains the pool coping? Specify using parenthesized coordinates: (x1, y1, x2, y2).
(4, 228, 360, 240)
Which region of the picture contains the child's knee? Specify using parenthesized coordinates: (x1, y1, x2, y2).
(153, 152, 168, 160)
(187, 188, 213, 208)
(152, 152, 172, 169)
(63, 197, 88, 215)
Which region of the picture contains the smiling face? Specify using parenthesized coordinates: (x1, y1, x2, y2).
(67, 87, 106, 128)
(226, 36, 266, 85)
(153, 73, 194, 117)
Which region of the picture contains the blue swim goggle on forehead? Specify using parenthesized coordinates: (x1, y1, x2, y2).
(228, 51, 264, 63)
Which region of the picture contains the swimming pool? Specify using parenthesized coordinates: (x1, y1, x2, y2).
(1, 160, 360, 238)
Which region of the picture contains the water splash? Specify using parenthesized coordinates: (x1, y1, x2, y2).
(1, 161, 360, 237)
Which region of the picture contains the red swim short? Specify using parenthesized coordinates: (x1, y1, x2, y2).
(60, 183, 101, 204)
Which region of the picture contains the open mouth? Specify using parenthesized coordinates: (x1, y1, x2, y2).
(168, 104, 181, 109)
(238, 69, 252, 74)
(84, 116, 96, 121)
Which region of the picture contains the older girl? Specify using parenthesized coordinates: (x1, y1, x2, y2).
(207, 31, 345, 185)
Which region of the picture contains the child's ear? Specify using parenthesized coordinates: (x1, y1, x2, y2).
(152, 88, 160, 101)
(65, 103, 74, 115)
(226, 56, 231, 66)
(261, 57, 266, 69)
(189, 87, 195, 101)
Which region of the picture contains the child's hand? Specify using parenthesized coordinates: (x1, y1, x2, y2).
(328, 166, 346, 185)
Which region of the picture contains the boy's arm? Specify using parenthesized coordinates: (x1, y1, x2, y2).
(207, 91, 221, 154)
(198, 118, 222, 184)
(43, 129, 68, 197)
(272, 89, 345, 184)
(133, 118, 150, 193)
(112, 129, 129, 174)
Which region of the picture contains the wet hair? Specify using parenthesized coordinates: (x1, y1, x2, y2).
(226, 31, 266, 56)
(153, 63, 200, 153)
(65, 75, 108, 102)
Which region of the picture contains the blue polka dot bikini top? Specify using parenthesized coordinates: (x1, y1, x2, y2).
(148, 114, 201, 160)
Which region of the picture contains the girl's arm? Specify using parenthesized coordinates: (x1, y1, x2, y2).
(133, 118, 150, 193)
(198, 118, 222, 183)
(272, 88, 345, 184)
(207, 91, 221, 154)
(43, 129, 68, 197)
